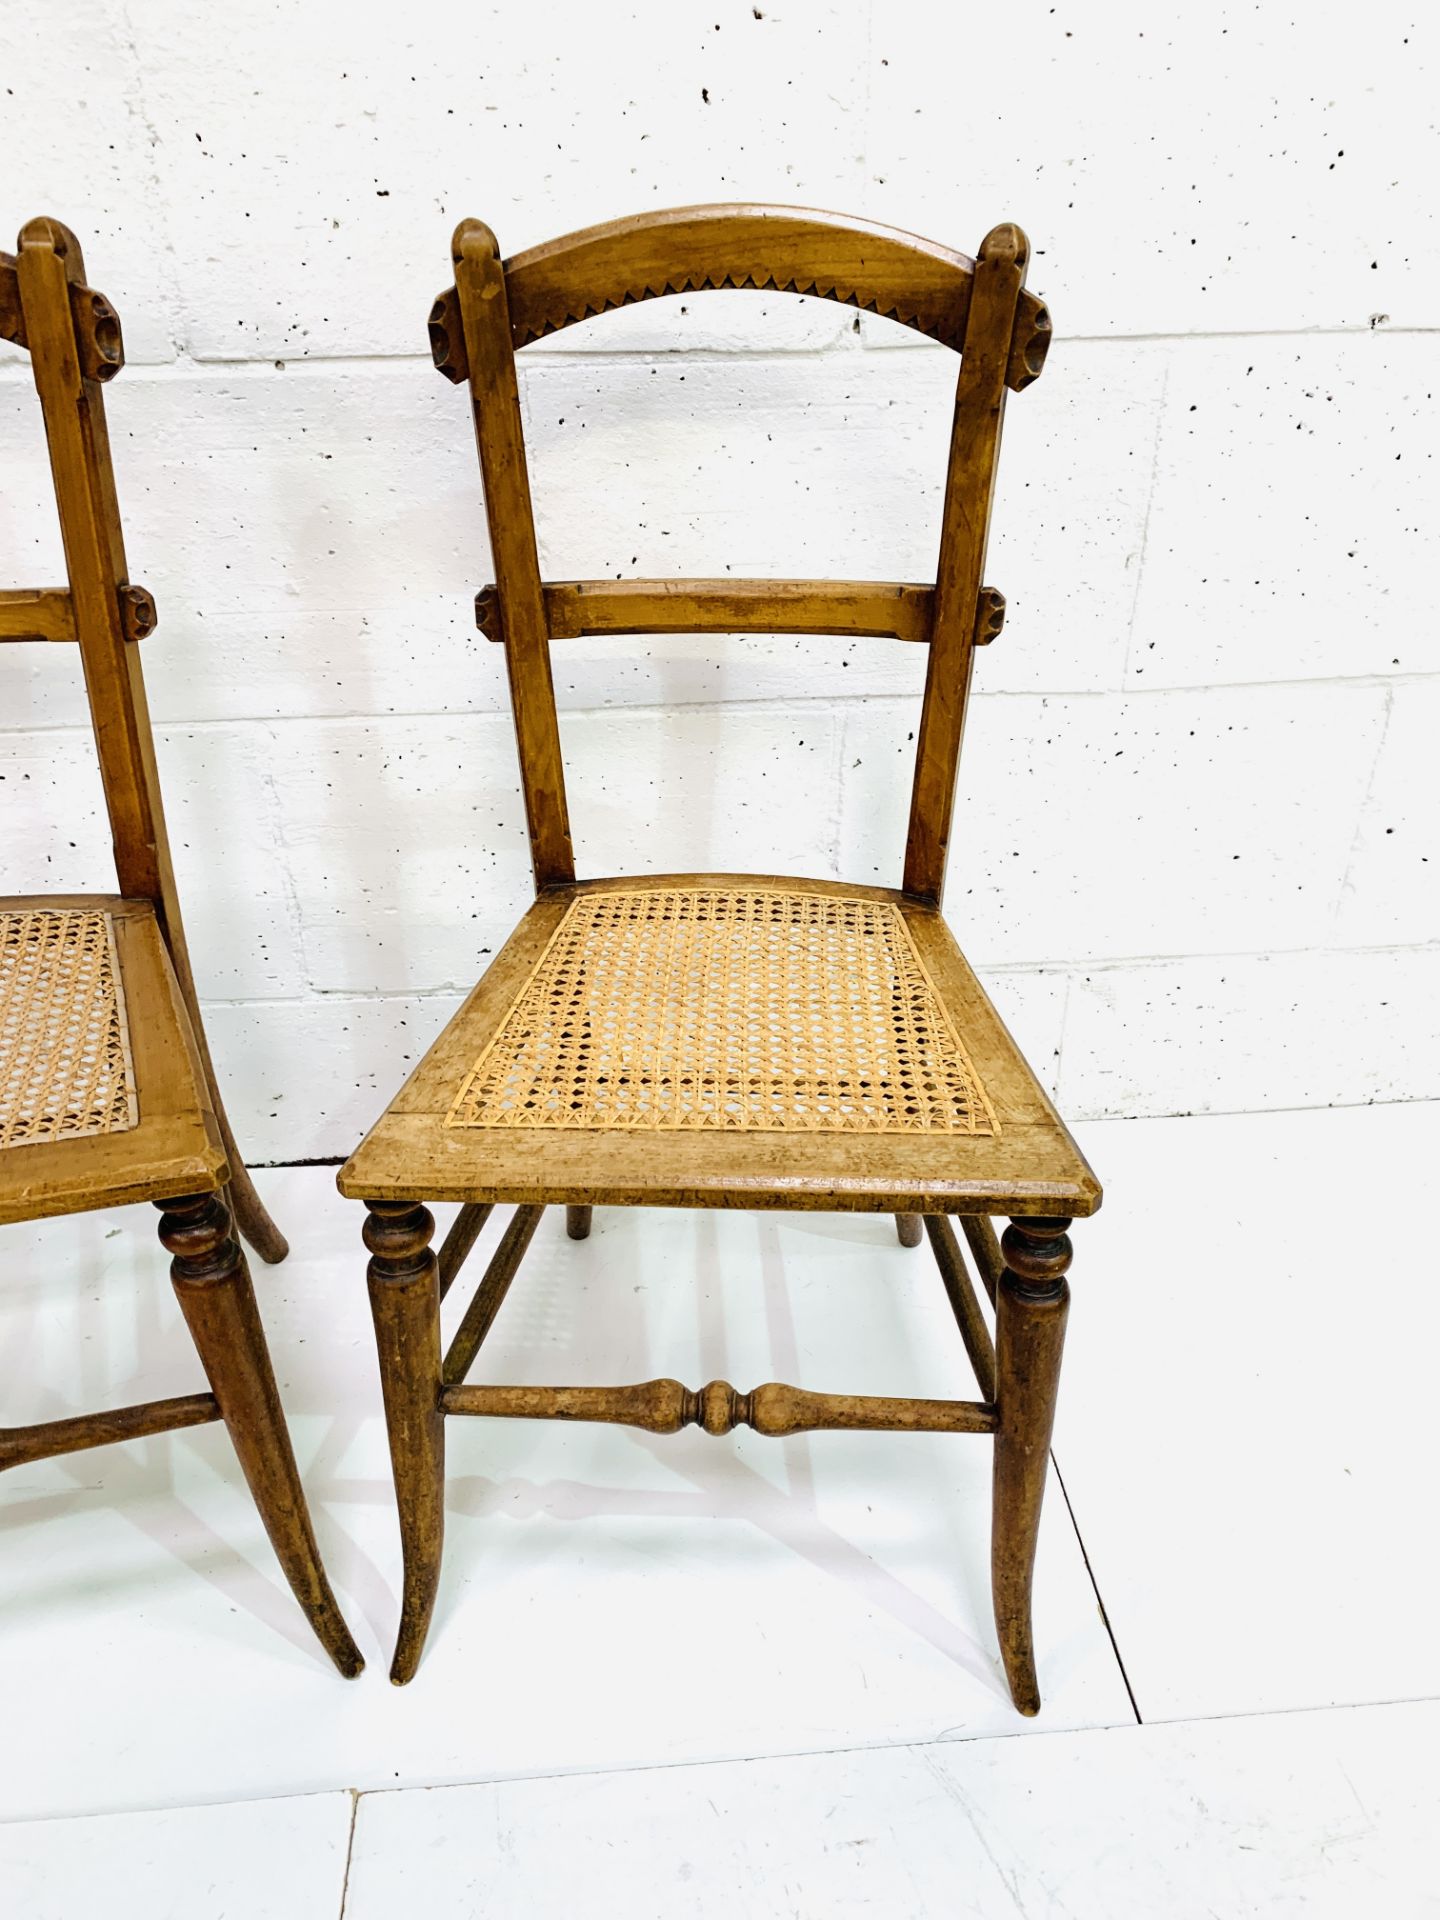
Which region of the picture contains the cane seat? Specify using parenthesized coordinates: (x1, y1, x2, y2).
(0, 896, 224, 1226)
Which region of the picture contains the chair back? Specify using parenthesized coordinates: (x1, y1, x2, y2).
(429, 204, 1052, 903)
(1, 219, 203, 987)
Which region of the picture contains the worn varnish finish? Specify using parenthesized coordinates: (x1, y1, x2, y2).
(992, 1217, 1073, 1716)
(451, 218, 574, 891)
(343, 874, 1097, 1216)
(0, 1392, 219, 1471)
(161, 1193, 362, 1677)
(477, 579, 1006, 650)
(442, 1380, 998, 1438)
(347, 205, 1100, 1713)
(365, 1199, 444, 1686)
(962, 1213, 1007, 1306)
(0, 222, 359, 1675)
(904, 224, 1028, 903)
(428, 204, 1051, 385)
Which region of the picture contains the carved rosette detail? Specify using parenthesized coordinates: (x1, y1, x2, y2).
(75, 287, 124, 382)
(0, 263, 127, 377)
(1009, 303, 1052, 391)
(119, 582, 157, 641)
(974, 587, 1006, 646)
(155, 1192, 238, 1284)
(428, 288, 468, 383)
(1000, 1217, 1073, 1297)
(473, 586, 502, 640)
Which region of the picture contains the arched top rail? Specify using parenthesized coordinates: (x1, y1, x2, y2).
(429, 205, 1051, 390)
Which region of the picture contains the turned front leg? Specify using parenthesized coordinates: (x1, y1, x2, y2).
(991, 1215, 1072, 1716)
(161, 1192, 362, 1675)
(365, 1199, 444, 1684)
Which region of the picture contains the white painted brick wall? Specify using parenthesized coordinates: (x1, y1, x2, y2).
(2, 1, 1435, 1161)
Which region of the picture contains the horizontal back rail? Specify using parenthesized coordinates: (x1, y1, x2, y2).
(430, 205, 1051, 389)
(475, 578, 930, 645)
(475, 579, 1007, 648)
(0, 583, 154, 644)
(0, 587, 75, 641)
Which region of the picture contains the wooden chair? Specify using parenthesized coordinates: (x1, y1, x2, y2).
(341, 205, 1101, 1712)
(0, 218, 361, 1676)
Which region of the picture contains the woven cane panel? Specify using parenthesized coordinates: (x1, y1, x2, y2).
(0, 909, 139, 1149)
(447, 888, 998, 1136)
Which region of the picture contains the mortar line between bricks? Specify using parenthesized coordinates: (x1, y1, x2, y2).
(111, 0, 187, 359)
(242, 1092, 1439, 1165)
(192, 938, 1439, 1010)
(1051, 970, 1077, 1111)
(2, 323, 1437, 385)
(1119, 353, 1171, 686)
(1330, 683, 1395, 935)
(3, 670, 1437, 741)
(256, 721, 317, 990)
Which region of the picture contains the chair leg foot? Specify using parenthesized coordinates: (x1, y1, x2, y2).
(895, 1211, 923, 1248)
(991, 1217, 1071, 1717)
(160, 1193, 362, 1676)
(566, 1205, 593, 1241)
(365, 1200, 444, 1684)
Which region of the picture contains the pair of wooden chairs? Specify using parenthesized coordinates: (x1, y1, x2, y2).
(2, 205, 1100, 1716)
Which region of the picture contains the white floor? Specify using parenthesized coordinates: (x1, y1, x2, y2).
(2, 1103, 1437, 1915)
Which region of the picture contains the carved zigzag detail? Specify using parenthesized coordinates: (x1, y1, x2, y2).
(512, 269, 965, 351)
